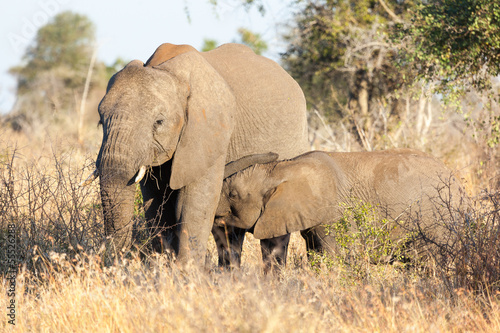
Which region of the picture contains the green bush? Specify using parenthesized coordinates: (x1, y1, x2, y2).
(309, 198, 414, 281)
(329, 199, 409, 264)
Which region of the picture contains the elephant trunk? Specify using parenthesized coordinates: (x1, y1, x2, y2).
(100, 178, 136, 253)
(97, 140, 148, 254)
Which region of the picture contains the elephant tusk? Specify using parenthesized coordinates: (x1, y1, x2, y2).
(134, 165, 147, 184)
(79, 169, 98, 187)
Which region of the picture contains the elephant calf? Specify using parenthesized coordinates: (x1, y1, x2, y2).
(215, 149, 465, 269)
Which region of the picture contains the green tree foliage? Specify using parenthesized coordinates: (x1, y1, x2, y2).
(393, 0, 500, 151)
(394, 0, 500, 100)
(201, 28, 267, 55)
(201, 38, 219, 52)
(237, 28, 268, 55)
(282, 0, 416, 123)
(11, 12, 95, 94)
(8, 11, 110, 128)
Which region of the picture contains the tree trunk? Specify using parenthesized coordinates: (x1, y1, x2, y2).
(358, 77, 370, 131)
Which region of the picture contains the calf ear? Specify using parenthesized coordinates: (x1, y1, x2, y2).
(253, 173, 335, 239)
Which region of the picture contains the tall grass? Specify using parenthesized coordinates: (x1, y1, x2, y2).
(2, 251, 500, 332)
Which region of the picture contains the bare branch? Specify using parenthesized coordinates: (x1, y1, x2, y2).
(378, 0, 403, 23)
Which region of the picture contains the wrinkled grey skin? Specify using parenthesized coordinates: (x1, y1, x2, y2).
(95, 43, 309, 265)
(215, 149, 465, 268)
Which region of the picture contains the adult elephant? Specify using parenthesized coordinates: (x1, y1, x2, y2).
(86, 43, 309, 266)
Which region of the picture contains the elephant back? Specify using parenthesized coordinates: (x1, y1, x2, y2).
(202, 44, 309, 161)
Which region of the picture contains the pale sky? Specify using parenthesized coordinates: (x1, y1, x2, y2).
(1, 0, 293, 113)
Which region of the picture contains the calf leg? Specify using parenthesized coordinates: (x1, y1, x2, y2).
(260, 234, 291, 274)
(301, 227, 337, 258)
(212, 225, 246, 269)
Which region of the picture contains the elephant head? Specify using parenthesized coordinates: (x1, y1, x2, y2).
(94, 44, 235, 252)
(215, 152, 337, 239)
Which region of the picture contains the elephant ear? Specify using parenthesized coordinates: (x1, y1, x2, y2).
(253, 162, 336, 239)
(145, 43, 197, 67)
(153, 50, 235, 190)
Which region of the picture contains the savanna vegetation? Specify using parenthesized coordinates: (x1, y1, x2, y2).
(1, 2, 500, 331)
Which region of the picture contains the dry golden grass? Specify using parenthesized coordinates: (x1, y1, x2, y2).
(2, 248, 500, 332)
(1, 124, 499, 332)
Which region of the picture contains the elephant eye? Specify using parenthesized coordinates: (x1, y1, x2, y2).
(229, 190, 238, 199)
(153, 119, 165, 131)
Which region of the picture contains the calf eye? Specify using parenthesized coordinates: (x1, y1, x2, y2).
(155, 119, 164, 126)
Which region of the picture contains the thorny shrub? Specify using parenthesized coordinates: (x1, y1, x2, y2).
(0, 145, 105, 275)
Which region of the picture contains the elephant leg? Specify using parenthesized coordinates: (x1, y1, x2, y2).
(260, 234, 291, 274)
(211, 225, 246, 269)
(301, 227, 337, 259)
(141, 161, 179, 257)
(175, 156, 226, 266)
(301, 228, 322, 255)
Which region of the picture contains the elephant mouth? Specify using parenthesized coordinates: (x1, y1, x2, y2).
(127, 148, 174, 185)
(82, 165, 149, 188)
(213, 216, 257, 233)
(214, 217, 226, 228)
(151, 144, 175, 167)
(84, 142, 175, 188)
